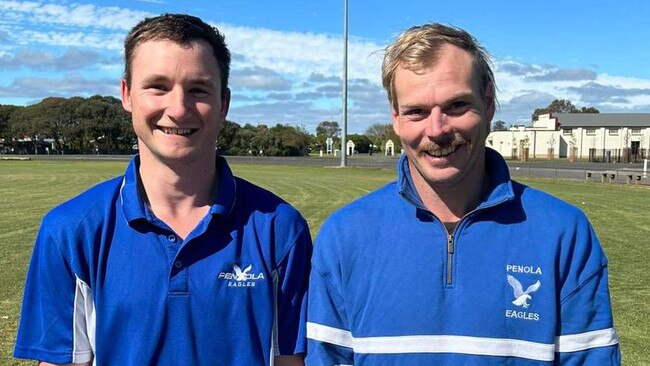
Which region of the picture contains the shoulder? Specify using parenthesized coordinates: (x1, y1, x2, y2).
(509, 180, 606, 267)
(321, 181, 399, 228)
(41, 176, 124, 233)
(511, 180, 588, 223)
(232, 176, 311, 261)
(313, 181, 398, 258)
(233, 176, 306, 224)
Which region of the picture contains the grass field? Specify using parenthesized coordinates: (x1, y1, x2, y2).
(1, 159, 648, 365)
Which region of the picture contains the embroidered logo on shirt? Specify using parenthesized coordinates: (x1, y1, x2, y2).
(218, 264, 265, 287)
(505, 265, 542, 321)
(507, 275, 540, 308)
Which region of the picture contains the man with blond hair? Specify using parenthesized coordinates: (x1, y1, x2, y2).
(15, 14, 310, 366)
(306, 23, 620, 365)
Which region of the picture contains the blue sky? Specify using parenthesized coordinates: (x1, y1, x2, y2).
(2, 0, 650, 134)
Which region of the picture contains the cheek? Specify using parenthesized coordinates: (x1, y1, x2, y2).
(132, 96, 159, 116)
(400, 124, 426, 146)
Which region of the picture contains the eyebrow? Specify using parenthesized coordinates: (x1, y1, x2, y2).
(140, 74, 217, 89)
(398, 91, 476, 110)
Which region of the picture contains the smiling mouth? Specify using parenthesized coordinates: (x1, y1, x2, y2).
(157, 126, 197, 136)
(424, 144, 461, 158)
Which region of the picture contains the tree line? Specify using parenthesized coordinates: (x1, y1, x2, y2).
(1, 96, 599, 155)
(0, 96, 402, 156)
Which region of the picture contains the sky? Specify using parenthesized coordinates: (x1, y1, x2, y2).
(2, 0, 650, 134)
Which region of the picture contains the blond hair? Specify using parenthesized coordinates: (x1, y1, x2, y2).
(382, 23, 496, 111)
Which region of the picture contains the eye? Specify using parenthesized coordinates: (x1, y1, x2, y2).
(400, 108, 427, 121)
(189, 87, 210, 98)
(144, 83, 168, 93)
(446, 100, 471, 116)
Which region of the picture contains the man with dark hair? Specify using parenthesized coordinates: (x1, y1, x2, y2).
(15, 14, 310, 366)
(306, 23, 620, 365)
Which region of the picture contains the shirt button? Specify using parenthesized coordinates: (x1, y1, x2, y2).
(167, 234, 177, 243)
(174, 261, 182, 268)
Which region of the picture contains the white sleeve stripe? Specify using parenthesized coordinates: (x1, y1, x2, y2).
(270, 270, 280, 364)
(73, 277, 95, 363)
(306, 322, 353, 348)
(352, 334, 554, 361)
(307, 322, 618, 360)
(307, 323, 554, 360)
(555, 327, 619, 353)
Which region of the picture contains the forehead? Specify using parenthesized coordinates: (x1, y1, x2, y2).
(130, 39, 218, 70)
(394, 44, 480, 103)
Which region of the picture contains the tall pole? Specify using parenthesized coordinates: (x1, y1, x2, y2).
(340, 0, 348, 167)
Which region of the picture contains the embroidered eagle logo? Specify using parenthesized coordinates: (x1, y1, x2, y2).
(233, 264, 252, 281)
(507, 275, 541, 308)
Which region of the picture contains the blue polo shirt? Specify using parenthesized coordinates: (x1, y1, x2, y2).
(15, 155, 312, 365)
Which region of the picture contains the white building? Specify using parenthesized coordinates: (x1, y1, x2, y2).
(487, 113, 650, 161)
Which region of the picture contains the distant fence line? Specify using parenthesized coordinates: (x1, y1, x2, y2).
(509, 165, 649, 185)
(588, 148, 648, 163)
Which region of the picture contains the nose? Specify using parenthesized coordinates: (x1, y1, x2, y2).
(424, 107, 448, 138)
(165, 87, 191, 121)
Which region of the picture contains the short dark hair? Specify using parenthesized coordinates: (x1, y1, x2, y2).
(123, 13, 231, 97)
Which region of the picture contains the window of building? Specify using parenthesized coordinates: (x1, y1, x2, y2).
(585, 129, 596, 136)
(563, 129, 573, 136)
(631, 128, 642, 135)
(608, 128, 619, 136)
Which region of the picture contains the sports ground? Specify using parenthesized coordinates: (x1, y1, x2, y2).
(0, 158, 648, 365)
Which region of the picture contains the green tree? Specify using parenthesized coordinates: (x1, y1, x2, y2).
(364, 123, 391, 147)
(216, 120, 241, 154)
(492, 120, 508, 131)
(315, 121, 341, 149)
(0, 105, 20, 141)
(270, 124, 310, 156)
(364, 122, 404, 153)
(348, 134, 371, 153)
(531, 99, 600, 121)
(580, 106, 600, 113)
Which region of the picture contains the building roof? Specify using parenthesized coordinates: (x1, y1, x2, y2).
(555, 113, 650, 128)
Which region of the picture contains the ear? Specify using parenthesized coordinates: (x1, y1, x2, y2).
(483, 83, 496, 134)
(120, 79, 132, 113)
(220, 87, 231, 120)
(484, 83, 495, 122)
(391, 106, 400, 137)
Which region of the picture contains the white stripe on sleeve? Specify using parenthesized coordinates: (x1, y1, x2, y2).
(555, 328, 619, 353)
(306, 322, 354, 349)
(73, 276, 95, 363)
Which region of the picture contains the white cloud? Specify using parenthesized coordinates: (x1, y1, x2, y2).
(0, 1, 150, 30)
(2, 1, 650, 132)
(15, 30, 124, 49)
(0, 73, 119, 98)
(217, 23, 384, 83)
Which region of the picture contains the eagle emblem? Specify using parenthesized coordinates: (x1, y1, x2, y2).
(507, 275, 541, 308)
(233, 264, 252, 281)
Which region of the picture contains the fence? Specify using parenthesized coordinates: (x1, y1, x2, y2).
(589, 148, 648, 163)
(509, 166, 649, 185)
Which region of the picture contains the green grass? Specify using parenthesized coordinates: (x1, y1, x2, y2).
(1, 160, 648, 365)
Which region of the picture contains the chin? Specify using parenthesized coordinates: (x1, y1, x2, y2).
(424, 171, 464, 186)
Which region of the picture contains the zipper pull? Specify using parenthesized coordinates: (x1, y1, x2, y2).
(447, 234, 454, 254)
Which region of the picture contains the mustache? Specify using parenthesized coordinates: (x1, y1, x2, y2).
(418, 134, 467, 153)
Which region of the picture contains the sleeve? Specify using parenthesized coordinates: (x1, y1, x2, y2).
(274, 224, 313, 356)
(555, 217, 621, 365)
(13, 215, 94, 364)
(305, 226, 354, 366)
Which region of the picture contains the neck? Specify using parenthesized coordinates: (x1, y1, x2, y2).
(409, 157, 487, 225)
(138, 151, 217, 238)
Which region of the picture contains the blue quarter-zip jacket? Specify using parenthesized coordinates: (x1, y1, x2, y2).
(306, 148, 620, 365)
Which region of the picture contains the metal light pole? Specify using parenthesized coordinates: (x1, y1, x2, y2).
(340, 0, 348, 167)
